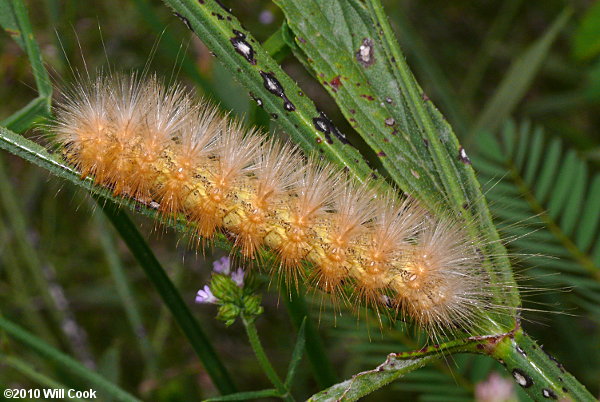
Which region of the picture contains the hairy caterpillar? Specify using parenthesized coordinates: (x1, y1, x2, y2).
(51, 73, 501, 337)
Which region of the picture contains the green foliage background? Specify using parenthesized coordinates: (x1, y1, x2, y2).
(0, 0, 599, 400)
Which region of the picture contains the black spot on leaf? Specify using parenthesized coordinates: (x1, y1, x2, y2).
(230, 30, 256, 64)
(512, 369, 533, 388)
(173, 13, 193, 32)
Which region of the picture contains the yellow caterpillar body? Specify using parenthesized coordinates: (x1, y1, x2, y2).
(53, 73, 497, 336)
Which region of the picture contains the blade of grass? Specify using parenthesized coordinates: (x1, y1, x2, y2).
(150, 262, 184, 352)
(284, 317, 306, 388)
(0, 317, 141, 402)
(0, 0, 52, 98)
(0, 355, 86, 402)
(390, 8, 470, 135)
(281, 284, 337, 388)
(468, 8, 571, 141)
(94, 212, 159, 378)
(460, 0, 524, 102)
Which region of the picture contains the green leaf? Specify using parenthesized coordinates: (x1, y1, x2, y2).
(307, 356, 432, 402)
(274, 0, 443, 205)
(285, 317, 306, 388)
(470, 9, 571, 137)
(161, 0, 376, 184)
(0, 317, 141, 402)
(0, 96, 51, 132)
(573, 1, 600, 61)
(0, 0, 24, 48)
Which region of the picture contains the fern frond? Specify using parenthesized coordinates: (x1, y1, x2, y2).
(474, 120, 600, 308)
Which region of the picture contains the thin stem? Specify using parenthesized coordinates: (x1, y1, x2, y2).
(390, 324, 596, 401)
(242, 316, 294, 402)
(10, 0, 52, 98)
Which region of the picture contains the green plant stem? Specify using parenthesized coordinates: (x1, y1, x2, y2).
(0, 317, 140, 402)
(486, 326, 595, 401)
(8, 0, 52, 98)
(401, 326, 596, 401)
(396, 325, 596, 401)
(96, 198, 237, 395)
(241, 316, 294, 402)
(352, 323, 596, 402)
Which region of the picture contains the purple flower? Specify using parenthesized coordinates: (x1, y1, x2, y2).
(231, 268, 245, 287)
(213, 256, 231, 275)
(259, 10, 274, 24)
(195, 285, 217, 304)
